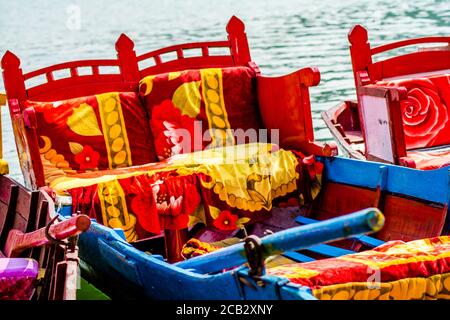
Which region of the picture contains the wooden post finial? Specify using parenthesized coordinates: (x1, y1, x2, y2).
(226, 16, 251, 66)
(348, 24, 373, 88)
(348, 24, 368, 45)
(226, 15, 245, 34)
(115, 33, 135, 51)
(1, 50, 27, 102)
(115, 33, 140, 84)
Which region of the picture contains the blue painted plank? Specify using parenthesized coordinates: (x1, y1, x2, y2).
(296, 216, 320, 225)
(320, 157, 449, 205)
(352, 234, 385, 247)
(306, 243, 354, 257)
(282, 251, 316, 262)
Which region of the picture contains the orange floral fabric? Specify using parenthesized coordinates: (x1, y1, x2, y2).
(378, 74, 450, 150)
(24, 92, 157, 185)
(139, 67, 262, 160)
(53, 144, 321, 243)
(268, 236, 450, 300)
(181, 239, 219, 259)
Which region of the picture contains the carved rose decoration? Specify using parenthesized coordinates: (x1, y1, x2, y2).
(385, 78, 448, 149)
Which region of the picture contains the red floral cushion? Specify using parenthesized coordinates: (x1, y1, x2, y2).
(378, 74, 450, 150)
(52, 144, 319, 243)
(24, 92, 157, 185)
(268, 236, 450, 300)
(139, 67, 262, 160)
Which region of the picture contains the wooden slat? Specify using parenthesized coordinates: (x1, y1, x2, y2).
(0, 185, 19, 250)
(26, 76, 132, 102)
(305, 244, 355, 257)
(45, 72, 54, 82)
(313, 183, 377, 221)
(24, 59, 119, 80)
(282, 251, 315, 262)
(176, 49, 184, 59)
(371, 36, 450, 55)
(136, 40, 230, 61)
(314, 181, 447, 243)
(369, 50, 450, 81)
(0, 175, 15, 203)
(295, 215, 385, 248)
(25, 190, 41, 233)
(70, 68, 78, 77)
(140, 56, 235, 77)
(377, 194, 447, 242)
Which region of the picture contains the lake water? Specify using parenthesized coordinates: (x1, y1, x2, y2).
(1, 0, 449, 182)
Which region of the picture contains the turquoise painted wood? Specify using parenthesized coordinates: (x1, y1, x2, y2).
(175, 208, 382, 273)
(282, 251, 316, 262)
(321, 157, 450, 205)
(303, 243, 355, 257)
(72, 207, 381, 300)
(71, 209, 382, 299)
(295, 215, 385, 247)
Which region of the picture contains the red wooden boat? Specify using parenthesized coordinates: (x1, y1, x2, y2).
(322, 25, 450, 170)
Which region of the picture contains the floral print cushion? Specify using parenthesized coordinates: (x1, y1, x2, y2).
(268, 236, 450, 300)
(51, 143, 322, 243)
(24, 92, 157, 185)
(378, 74, 450, 150)
(139, 67, 262, 160)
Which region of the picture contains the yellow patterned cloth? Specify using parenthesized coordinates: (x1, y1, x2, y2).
(51, 143, 318, 242)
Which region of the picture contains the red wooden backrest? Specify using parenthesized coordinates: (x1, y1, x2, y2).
(1, 16, 255, 189)
(2, 16, 253, 106)
(1, 15, 333, 189)
(348, 25, 450, 166)
(348, 24, 450, 87)
(137, 16, 252, 78)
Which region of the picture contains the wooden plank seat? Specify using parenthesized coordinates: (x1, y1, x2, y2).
(1, 16, 337, 262)
(348, 24, 450, 168)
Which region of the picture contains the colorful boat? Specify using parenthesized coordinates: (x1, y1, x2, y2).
(322, 25, 450, 170)
(1, 16, 450, 300)
(0, 94, 90, 300)
(60, 157, 450, 300)
(0, 176, 89, 301)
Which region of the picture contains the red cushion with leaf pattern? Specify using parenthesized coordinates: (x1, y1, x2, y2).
(24, 92, 157, 185)
(139, 66, 262, 160)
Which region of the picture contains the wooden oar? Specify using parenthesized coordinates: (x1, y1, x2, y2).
(176, 208, 384, 274)
(3, 214, 91, 258)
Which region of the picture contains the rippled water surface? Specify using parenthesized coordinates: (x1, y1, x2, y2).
(0, 0, 449, 182)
